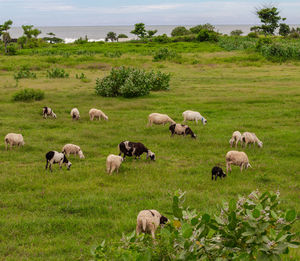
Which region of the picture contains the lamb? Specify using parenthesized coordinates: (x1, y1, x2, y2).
(106, 154, 123, 174)
(226, 150, 252, 173)
(169, 123, 196, 139)
(62, 144, 85, 159)
(70, 108, 80, 120)
(182, 110, 207, 125)
(241, 132, 263, 148)
(4, 133, 25, 150)
(229, 131, 242, 148)
(43, 107, 56, 119)
(147, 113, 175, 127)
(211, 166, 226, 181)
(45, 151, 72, 171)
(118, 141, 155, 160)
(136, 210, 168, 239)
(89, 108, 108, 121)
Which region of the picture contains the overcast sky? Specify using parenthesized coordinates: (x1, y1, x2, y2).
(1, 0, 299, 26)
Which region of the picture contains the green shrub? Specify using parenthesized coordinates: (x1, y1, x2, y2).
(230, 29, 243, 36)
(260, 43, 300, 62)
(248, 32, 259, 38)
(218, 36, 258, 51)
(6, 44, 17, 55)
(171, 34, 197, 42)
(95, 67, 170, 98)
(47, 68, 69, 78)
(94, 190, 299, 260)
(152, 34, 171, 43)
(14, 67, 37, 80)
(171, 26, 190, 37)
(12, 88, 44, 101)
(153, 48, 179, 61)
(196, 29, 219, 42)
(256, 37, 273, 50)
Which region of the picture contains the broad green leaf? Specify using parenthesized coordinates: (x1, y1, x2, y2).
(191, 217, 199, 226)
(253, 209, 260, 218)
(182, 223, 193, 238)
(285, 209, 296, 222)
(270, 210, 278, 219)
(270, 228, 276, 240)
(229, 199, 236, 211)
(202, 214, 210, 224)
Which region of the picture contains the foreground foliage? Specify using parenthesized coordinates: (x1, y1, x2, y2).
(95, 66, 170, 98)
(94, 190, 298, 260)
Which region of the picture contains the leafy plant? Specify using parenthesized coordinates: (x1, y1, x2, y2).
(14, 67, 37, 80)
(190, 23, 215, 34)
(94, 190, 298, 260)
(12, 88, 44, 101)
(153, 48, 179, 61)
(171, 26, 190, 37)
(95, 66, 170, 98)
(47, 68, 69, 78)
(197, 29, 219, 42)
(104, 51, 122, 58)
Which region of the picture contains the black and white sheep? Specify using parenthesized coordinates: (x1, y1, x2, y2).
(169, 123, 196, 138)
(211, 166, 226, 181)
(43, 107, 57, 119)
(118, 141, 155, 160)
(45, 151, 72, 171)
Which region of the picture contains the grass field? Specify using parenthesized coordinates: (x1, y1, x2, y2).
(0, 42, 299, 260)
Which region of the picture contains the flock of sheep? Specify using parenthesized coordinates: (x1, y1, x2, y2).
(4, 105, 264, 239)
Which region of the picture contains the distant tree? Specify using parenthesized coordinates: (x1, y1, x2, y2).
(279, 23, 290, 36)
(255, 5, 283, 35)
(17, 36, 27, 48)
(230, 29, 243, 36)
(0, 20, 13, 54)
(147, 29, 158, 38)
(43, 32, 64, 44)
(190, 23, 215, 34)
(117, 33, 128, 39)
(131, 23, 147, 38)
(171, 26, 190, 37)
(250, 25, 262, 33)
(106, 31, 117, 42)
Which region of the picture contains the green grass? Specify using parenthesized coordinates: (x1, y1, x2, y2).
(0, 44, 299, 260)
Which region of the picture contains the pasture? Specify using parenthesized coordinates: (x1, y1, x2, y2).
(0, 42, 299, 260)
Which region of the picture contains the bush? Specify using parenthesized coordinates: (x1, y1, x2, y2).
(14, 67, 37, 80)
(248, 32, 259, 38)
(196, 29, 219, 42)
(117, 34, 128, 39)
(260, 42, 300, 62)
(230, 29, 243, 36)
(12, 88, 44, 102)
(153, 48, 179, 61)
(6, 44, 17, 55)
(47, 68, 69, 78)
(171, 26, 190, 37)
(171, 34, 197, 42)
(190, 23, 215, 34)
(256, 37, 273, 50)
(95, 67, 170, 98)
(152, 34, 171, 43)
(94, 190, 299, 260)
(104, 51, 122, 58)
(218, 36, 258, 51)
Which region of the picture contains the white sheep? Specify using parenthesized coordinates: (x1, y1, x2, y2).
(241, 132, 263, 148)
(4, 133, 25, 150)
(70, 108, 80, 120)
(106, 154, 123, 174)
(229, 131, 242, 148)
(147, 113, 175, 126)
(136, 210, 168, 239)
(182, 110, 207, 125)
(89, 108, 108, 121)
(43, 107, 56, 119)
(226, 150, 252, 173)
(62, 144, 85, 159)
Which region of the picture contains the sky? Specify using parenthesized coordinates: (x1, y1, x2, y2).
(0, 0, 299, 26)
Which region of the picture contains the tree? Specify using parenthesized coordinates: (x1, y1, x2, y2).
(147, 29, 157, 38)
(255, 5, 283, 35)
(190, 23, 215, 34)
(17, 36, 27, 49)
(118, 34, 128, 39)
(0, 20, 13, 54)
(250, 25, 262, 33)
(43, 32, 64, 44)
(171, 26, 190, 37)
(105, 31, 117, 42)
(279, 23, 290, 37)
(230, 29, 243, 36)
(130, 23, 147, 38)
(22, 25, 41, 39)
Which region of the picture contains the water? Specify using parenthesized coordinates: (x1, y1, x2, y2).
(9, 25, 300, 43)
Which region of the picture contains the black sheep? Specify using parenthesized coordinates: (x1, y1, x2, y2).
(211, 166, 226, 181)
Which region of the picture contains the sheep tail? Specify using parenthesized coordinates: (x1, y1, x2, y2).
(142, 219, 147, 231)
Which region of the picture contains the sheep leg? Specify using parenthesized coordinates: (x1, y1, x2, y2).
(45, 160, 48, 170)
(211, 174, 214, 180)
(5, 142, 8, 150)
(151, 229, 155, 239)
(110, 165, 116, 174)
(215, 174, 218, 181)
(106, 162, 111, 174)
(240, 165, 244, 172)
(195, 119, 198, 124)
(49, 163, 52, 172)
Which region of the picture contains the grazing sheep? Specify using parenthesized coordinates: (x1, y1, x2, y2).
(226, 150, 251, 173)
(45, 151, 72, 171)
(89, 108, 108, 121)
(169, 123, 196, 138)
(118, 141, 155, 160)
(241, 132, 263, 148)
(62, 144, 85, 159)
(43, 107, 56, 119)
(70, 108, 80, 120)
(147, 113, 175, 126)
(211, 166, 226, 181)
(4, 133, 25, 150)
(229, 131, 242, 148)
(106, 154, 123, 174)
(136, 210, 168, 239)
(182, 110, 207, 125)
